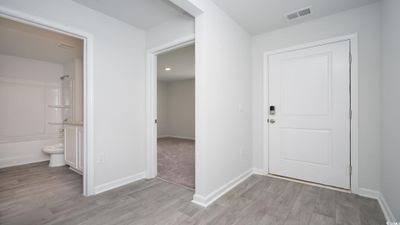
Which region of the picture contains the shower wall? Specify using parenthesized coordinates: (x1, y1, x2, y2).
(62, 58, 83, 124)
(0, 54, 63, 168)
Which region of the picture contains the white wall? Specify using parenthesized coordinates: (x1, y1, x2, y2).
(62, 58, 84, 123)
(252, 3, 381, 191)
(146, 15, 194, 49)
(72, 58, 84, 123)
(157, 79, 195, 139)
(157, 81, 168, 137)
(0, 54, 62, 82)
(167, 79, 195, 139)
(0, 0, 147, 187)
(381, 0, 400, 220)
(188, 0, 252, 202)
(0, 54, 63, 168)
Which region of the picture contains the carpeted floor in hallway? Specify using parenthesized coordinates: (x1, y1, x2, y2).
(157, 137, 195, 189)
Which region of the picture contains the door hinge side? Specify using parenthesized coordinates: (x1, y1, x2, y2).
(349, 52, 352, 64)
(349, 109, 352, 120)
(349, 165, 352, 176)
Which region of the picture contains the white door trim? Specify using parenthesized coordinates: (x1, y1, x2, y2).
(145, 35, 195, 179)
(263, 34, 359, 194)
(0, 6, 95, 196)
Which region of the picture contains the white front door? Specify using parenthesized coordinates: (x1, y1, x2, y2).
(268, 40, 351, 189)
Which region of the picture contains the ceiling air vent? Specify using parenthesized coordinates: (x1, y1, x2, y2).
(286, 6, 312, 21)
(286, 12, 299, 20)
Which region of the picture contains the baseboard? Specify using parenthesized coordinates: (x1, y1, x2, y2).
(157, 135, 169, 139)
(169, 135, 195, 140)
(192, 168, 253, 207)
(0, 155, 49, 169)
(358, 188, 380, 199)
(94, 172, 146, 194)
(158, 135, 195, 141)
(253, 168, 267, 175)
(359, 188, 396, 222)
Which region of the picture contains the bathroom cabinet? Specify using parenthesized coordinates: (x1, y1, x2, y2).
(64, 124, 83, 174)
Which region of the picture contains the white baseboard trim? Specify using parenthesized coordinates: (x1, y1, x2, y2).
(158, 135, 195, 141)
(359, 188, 396, 222)
(253, 168, 267, 175)
(358, 188, 380, 199)
(94, 172, 146, 194)
(0, 155, 49, 169)
(192, 168, 253, 207)
(157, 135, 169, 139)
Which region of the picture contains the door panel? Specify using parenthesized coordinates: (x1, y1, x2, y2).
(268, 40, 350, 189)
(280, 128, 331, 166)
(282, 54, 331, 116)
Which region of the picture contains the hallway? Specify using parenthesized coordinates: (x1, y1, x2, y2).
(0, 162, 385, 225)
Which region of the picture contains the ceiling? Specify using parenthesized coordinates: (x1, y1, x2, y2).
(72, 0, 192, 30)
(0, 17, 83, 64)
(210, 0, 379, 35)
(158, 44, 194, 82)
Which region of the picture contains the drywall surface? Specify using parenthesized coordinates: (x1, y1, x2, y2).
(62, 58, 83, 123)
(187, 0, 252, 199)
(0, 0, 147, 187)
(0, 54, 62, 82)
(146, 15, 194, 49)
(166, 79, 195, 139)
(157, 81, 168, 137)
(0, 54, 63, 167)
(252, 3, 381, 191)
(157, 79, 195, 139)
(381, 0, 400, 220)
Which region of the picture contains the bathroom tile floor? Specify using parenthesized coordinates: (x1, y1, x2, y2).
(0, 162, 386, 225)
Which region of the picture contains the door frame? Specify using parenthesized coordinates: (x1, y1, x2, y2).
(262, 34, 359, 193)
(0, 6, 95, 196)
(145, 35, 195, 179)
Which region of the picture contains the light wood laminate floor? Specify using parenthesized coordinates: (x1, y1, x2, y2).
(0, 162, 386, 225)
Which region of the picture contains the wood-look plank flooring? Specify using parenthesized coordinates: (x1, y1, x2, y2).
(0, 162, 386, 225)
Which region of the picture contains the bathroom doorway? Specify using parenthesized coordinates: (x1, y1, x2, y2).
(0, 15, 91, 195)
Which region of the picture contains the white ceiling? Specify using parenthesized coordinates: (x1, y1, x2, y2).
(210, 0, 379, 35)
(158, 44, 194, 82)
(72, 0, 192, 30)
(0, 18, 83, 64)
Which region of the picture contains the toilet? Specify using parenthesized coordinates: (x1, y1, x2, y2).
(42, 143, 65, 167)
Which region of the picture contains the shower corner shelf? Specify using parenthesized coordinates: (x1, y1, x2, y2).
(48, 105, 71, 109)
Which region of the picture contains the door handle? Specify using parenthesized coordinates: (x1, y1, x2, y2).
(269, 119, 276, 124)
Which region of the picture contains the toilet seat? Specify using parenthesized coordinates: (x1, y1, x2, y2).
(43, 143, 64, 154)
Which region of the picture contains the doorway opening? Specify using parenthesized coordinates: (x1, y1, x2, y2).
(146, 37, 195, 190)
(0, 14, 93, 195)
(156, 44, 195, 189)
